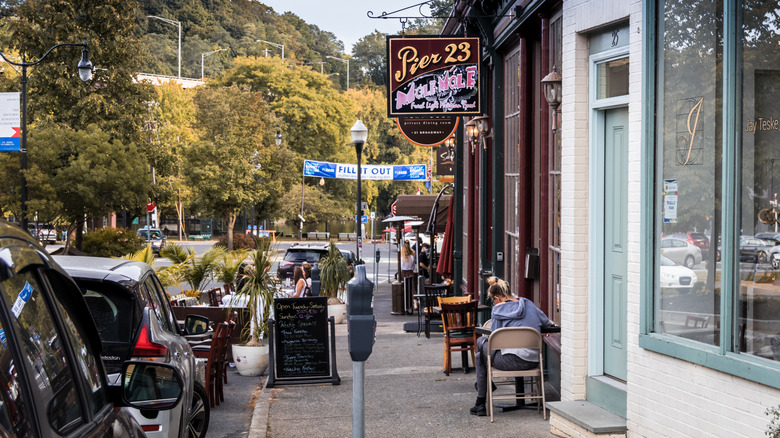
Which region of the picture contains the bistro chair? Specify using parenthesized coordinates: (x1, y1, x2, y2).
(439, 300, 478, 376)
(486, 327, 546, 422)
(206, 287, 224, 307)
(417, 284, 448, 338)
(437, 296, 472, 370)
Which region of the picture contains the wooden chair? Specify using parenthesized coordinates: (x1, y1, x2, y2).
(486, 327, 546, 422)
(206, 287, 224, 307)
(417, 285, 448, 338)
(192, 322, 231, 407)
(439, 300, 478, 376)
(436, 296, 472, 369)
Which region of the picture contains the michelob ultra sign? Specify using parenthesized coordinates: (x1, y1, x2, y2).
(387, 36, 480, 117)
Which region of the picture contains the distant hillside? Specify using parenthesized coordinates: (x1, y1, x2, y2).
(138, 0, 347, 80)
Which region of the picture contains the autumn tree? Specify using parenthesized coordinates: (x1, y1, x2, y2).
(185, 84, 287, 250)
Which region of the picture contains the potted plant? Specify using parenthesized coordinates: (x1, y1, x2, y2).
(228, 238, 281, 376)
(318, 242, 352, 324)
(159, 243, 226, 303)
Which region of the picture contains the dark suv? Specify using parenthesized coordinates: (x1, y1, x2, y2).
(276, 244, 356, 284)
(55, 255, 209, 438)
(0, 221, 184, 437)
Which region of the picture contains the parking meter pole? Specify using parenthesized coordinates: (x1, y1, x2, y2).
(353, 360, 365, 438)
(347, 265, 374, 438)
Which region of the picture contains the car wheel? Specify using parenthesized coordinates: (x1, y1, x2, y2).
(185, 382, 210, 438)
(684, 255, 695, 269)
(773, 254, 780, 269)
(758, 251, 768, 264)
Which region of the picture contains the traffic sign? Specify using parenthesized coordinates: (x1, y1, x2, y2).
(391, 200, 397, 216)
(357, 215, 368, 223)
(370, 211, 376, 219)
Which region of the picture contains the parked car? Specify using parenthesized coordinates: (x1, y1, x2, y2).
(276, 244, 356, 284)
(659, 255, 698, 290)
(0, 221, 184, 438)
(55, 255, 210, 438)
(138, 227, 166, 254)
(667, 232, 710, 258)
(660, 237, 702, 268)
(716, 236, 774, 263)
(755, 232, 780, 245)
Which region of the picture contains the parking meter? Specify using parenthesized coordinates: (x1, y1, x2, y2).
(310, 263, 321, 296)
(375, 250, 381, 263)
(347, 265, 375, 361)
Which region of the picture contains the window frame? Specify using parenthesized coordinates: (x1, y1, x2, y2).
(639, 0, 780, 389)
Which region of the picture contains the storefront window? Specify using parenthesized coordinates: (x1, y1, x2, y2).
(651, 0, 780, 372)
(738, 1, 780, 363)
(655, 0, 722, 345)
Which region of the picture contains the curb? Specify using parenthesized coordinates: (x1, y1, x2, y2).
(248, 375, 271, 437)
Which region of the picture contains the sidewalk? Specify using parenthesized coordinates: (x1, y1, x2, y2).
(246, 280, 556, 438)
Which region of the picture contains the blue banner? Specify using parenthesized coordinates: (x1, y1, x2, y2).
(303, 160, 427, 181)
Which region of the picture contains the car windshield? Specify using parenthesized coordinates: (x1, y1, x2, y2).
(283, 250, 325, 263)
(660, 255, 676, 266)
(138, 229, 162, 239)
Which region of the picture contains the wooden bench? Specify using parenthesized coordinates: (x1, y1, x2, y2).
(338, 232, 357, 241)
(306, 232, 330, 240)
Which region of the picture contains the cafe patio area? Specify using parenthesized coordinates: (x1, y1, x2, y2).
(246, 278, 557, 438)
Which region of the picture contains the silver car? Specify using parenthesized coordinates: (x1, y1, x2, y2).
(55, 255, 210, 438)
(660, 237, 702, 268)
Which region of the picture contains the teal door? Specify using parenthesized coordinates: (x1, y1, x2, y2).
(603, 107, 628, 381)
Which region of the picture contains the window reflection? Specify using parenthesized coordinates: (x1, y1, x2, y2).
(739, 1, 780, 363)
(655, 0, 722, 345)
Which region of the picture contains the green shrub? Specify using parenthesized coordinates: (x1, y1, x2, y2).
(82, 227, 145, 257)
(214, 233, 262, 250)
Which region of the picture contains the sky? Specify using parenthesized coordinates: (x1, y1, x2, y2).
(260, 1, 423, 53)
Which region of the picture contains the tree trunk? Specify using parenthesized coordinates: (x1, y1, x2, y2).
(177, 189, 185, 241)
(227, 211, 236, 251)
(75, 220, 84, 250)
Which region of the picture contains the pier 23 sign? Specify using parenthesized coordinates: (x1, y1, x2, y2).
(387, 36, 480, 117)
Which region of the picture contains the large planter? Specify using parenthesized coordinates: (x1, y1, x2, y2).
(232, 343, 269, 376)
(328, 303, 347, 324)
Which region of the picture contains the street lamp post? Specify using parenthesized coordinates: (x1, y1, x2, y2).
(201, 48, 227, 80)
(148, 15, 181, 79)
(327, 55, 349, 90)
(351, 120, 368, 262)
(256, 39, 284, 59)
(0, 41, 93, 232)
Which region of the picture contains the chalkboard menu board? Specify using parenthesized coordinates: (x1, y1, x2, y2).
(267, 297, 339, 387)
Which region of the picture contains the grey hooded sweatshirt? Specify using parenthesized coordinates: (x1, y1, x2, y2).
(490, 298, 552, 362)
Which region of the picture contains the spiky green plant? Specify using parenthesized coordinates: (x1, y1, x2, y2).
(121, 243, 156, 266)
(230, 238, 282, 345)
(318, 242, 351, 302)
(159, 243, 226, 292)
(217, 249, 250, 286)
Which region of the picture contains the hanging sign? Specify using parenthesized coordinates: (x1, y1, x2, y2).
(436, 143, 455, 177)
(396, 116, 458, 147)
(387, 36, 480, 117)
(0, 93, 20, 152)
(303, 160, 427, 181)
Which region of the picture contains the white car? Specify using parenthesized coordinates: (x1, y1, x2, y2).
(660, 237, 702, 268)
(659, 255, 698, 289)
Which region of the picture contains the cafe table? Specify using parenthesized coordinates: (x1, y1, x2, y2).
(475, 324, 561, 411)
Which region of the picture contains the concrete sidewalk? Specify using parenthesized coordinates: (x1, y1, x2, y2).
(246, 280, 555, 438)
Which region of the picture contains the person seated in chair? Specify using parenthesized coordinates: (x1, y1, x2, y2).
(470, 277, 553, 416)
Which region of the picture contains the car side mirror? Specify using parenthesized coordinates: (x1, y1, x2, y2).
(121, 361, 183, 410)
(184, 314, 210, 335)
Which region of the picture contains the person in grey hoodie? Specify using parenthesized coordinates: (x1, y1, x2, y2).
(470, 277, 553, 416)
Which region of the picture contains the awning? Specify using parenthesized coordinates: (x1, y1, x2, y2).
(394, 195, 451, 230)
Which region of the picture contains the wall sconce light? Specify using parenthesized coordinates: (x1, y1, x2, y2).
(541, 65, 563, 133)
(465, 115, 490, 153)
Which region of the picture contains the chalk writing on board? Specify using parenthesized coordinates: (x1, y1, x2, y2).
(273, 297, 330, 378)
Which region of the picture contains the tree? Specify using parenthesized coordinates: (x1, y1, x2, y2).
(25, 125, 149, 250)
(352, 30, 387, 87)
(8, 0, 153, 145)
(185, 84, 277, 250)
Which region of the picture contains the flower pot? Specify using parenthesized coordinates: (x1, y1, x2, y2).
(232, 343, 269, 376)
(328, 303, 347, 324)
